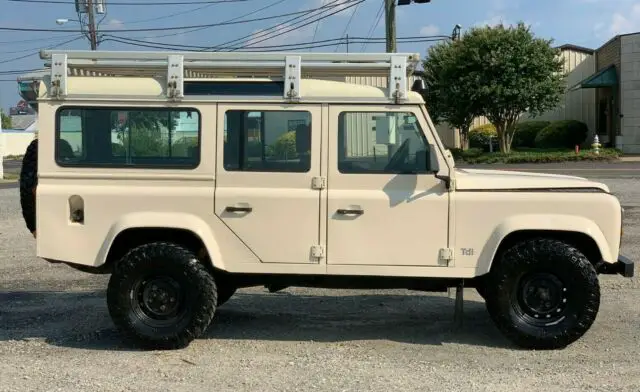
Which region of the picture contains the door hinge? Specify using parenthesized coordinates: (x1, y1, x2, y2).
(439, 248, 454, 265)
(310, 245, 325, 259)
(311, 176, 326, 190)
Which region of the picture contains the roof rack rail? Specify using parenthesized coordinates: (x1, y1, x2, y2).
(38, 49, 421, 103)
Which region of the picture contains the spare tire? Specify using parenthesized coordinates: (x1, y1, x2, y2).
(19, 138, 38, 234)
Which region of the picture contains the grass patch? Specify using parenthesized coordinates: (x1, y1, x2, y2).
(451, 147, 621, 164)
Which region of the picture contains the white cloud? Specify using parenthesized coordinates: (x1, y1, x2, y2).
(106, 19, 124, 29)
(419, 24, 440, 36)
(607, 4, 640, 36)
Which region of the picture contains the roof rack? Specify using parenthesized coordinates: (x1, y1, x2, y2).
(38, 49, 421, 103)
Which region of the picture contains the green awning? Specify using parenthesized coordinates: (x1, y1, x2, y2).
(569, 64, 617, 91)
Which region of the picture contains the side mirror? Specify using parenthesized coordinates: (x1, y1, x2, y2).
(429, 144, 440, 173)
(416, 144, 440, 173)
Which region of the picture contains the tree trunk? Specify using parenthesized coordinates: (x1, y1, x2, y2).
(460, 126, 470, 150)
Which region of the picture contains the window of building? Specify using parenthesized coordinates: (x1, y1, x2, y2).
(223, 110, 312, 172)
(337, 111, 432, 174)
(55, 107, 200, 168)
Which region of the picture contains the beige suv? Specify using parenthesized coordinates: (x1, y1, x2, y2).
(18, 49, 634, 350)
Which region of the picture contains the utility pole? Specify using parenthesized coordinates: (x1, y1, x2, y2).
(387, 1, 433, 53)
(86, 0, 97, 50)
(384, 0, 396, 53)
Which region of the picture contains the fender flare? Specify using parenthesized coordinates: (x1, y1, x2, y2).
(476, 214, 612, 275)
(96, 212, 226, 271)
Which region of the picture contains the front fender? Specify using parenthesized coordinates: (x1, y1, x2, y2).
(95, 211, 225, 271)
(476, 214, 613, 275)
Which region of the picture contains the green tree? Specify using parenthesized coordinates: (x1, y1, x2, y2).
(458, 23, 565, 153)
(422, 39, 483, 150)
(1, 110, 11, 129)
(113, 111, 179, 157)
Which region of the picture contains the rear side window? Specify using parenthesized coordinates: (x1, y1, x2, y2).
(223, 109, 311, 173)
(55, 107, 201, 168)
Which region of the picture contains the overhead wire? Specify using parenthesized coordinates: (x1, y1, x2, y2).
(0, 35, 84, 64)
(334, 0, 361, 52)
(0, 5, 342, 33)
(103, 35, 448, 52)
(111, 0, 290, 39)
(6, 0, 253, 5)
(196, 0, 353, 51)
(229, 0, 363, 51)
(205, 0, 361, 51)
(362, 0, 384, 50)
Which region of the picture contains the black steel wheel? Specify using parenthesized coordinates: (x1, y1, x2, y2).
(484, 238, 600, 350)
(107, 242, 217, 350)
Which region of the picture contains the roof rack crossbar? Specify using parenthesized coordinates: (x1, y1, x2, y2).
(38, 50, 421, 103)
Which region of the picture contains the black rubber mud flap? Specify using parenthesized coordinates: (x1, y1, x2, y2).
(19, 138, 38, 234)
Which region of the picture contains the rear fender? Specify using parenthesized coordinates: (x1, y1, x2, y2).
(96, 212, 225, 270)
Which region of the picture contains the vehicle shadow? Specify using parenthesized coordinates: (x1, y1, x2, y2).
(0, 289, 515, 352)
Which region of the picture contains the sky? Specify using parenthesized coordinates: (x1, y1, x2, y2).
(1, 0, 639, 112)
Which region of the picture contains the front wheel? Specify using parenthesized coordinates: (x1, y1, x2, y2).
(484, 238, 600, 350)
(107, 242, 218, 350)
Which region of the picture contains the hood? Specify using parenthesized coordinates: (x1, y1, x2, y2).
(454, 168, 610, 193)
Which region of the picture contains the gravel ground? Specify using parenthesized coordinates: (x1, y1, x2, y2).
(0, 176, 639, 392)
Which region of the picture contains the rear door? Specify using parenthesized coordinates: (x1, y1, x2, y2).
(214, 103, 323, 264)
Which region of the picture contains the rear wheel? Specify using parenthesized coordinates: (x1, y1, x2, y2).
(484, 238, 600, 350)
(107, 242, 217, 350)
(19, 139, 38, 235)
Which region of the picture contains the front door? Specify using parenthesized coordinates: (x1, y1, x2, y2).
(326, 105, 449, 267)
(214, 103, 322, 264)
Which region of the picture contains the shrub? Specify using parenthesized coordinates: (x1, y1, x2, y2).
(450, 147, 483, 160)
(534, 120, 589, 149)
(469, 124, 498, 151)
(512, 121, 550, 148)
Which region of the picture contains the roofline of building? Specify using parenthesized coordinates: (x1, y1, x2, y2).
(595, 31, 640, 52)
(557, 44, 595, 54)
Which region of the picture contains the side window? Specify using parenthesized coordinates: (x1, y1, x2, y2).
(56, 107, 200, 168)
(223, 110, 311, 172)
(337, 111, 432, 174)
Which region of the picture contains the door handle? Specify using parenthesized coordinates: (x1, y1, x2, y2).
(337, 208, 364, 215)
(225, 206, 253, 213)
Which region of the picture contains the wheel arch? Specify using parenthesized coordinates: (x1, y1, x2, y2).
(477, 214, 611, 276)
(98, 212, 226, 273)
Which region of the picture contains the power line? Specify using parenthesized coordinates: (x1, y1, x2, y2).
(7, 0, 253, 5)
(119, 0, 290, 39)
(104, 35, 447, 51)
(0, 5, 339, 32)
(118, 0, 225, 24)
(198, 0, 352, 51)
(362, 0, 384, 50)
(0, 36, 84, 64)
(205, 0, 361, 51)
(334, 0, 362, 52)
(0, 33, 79, 45)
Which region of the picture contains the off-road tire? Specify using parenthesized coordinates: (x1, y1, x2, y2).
(19, 138, 38, 234)
(107, 242, 217, 350)
(216, 284, 237, 307)
(484, 238, 600, 350)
